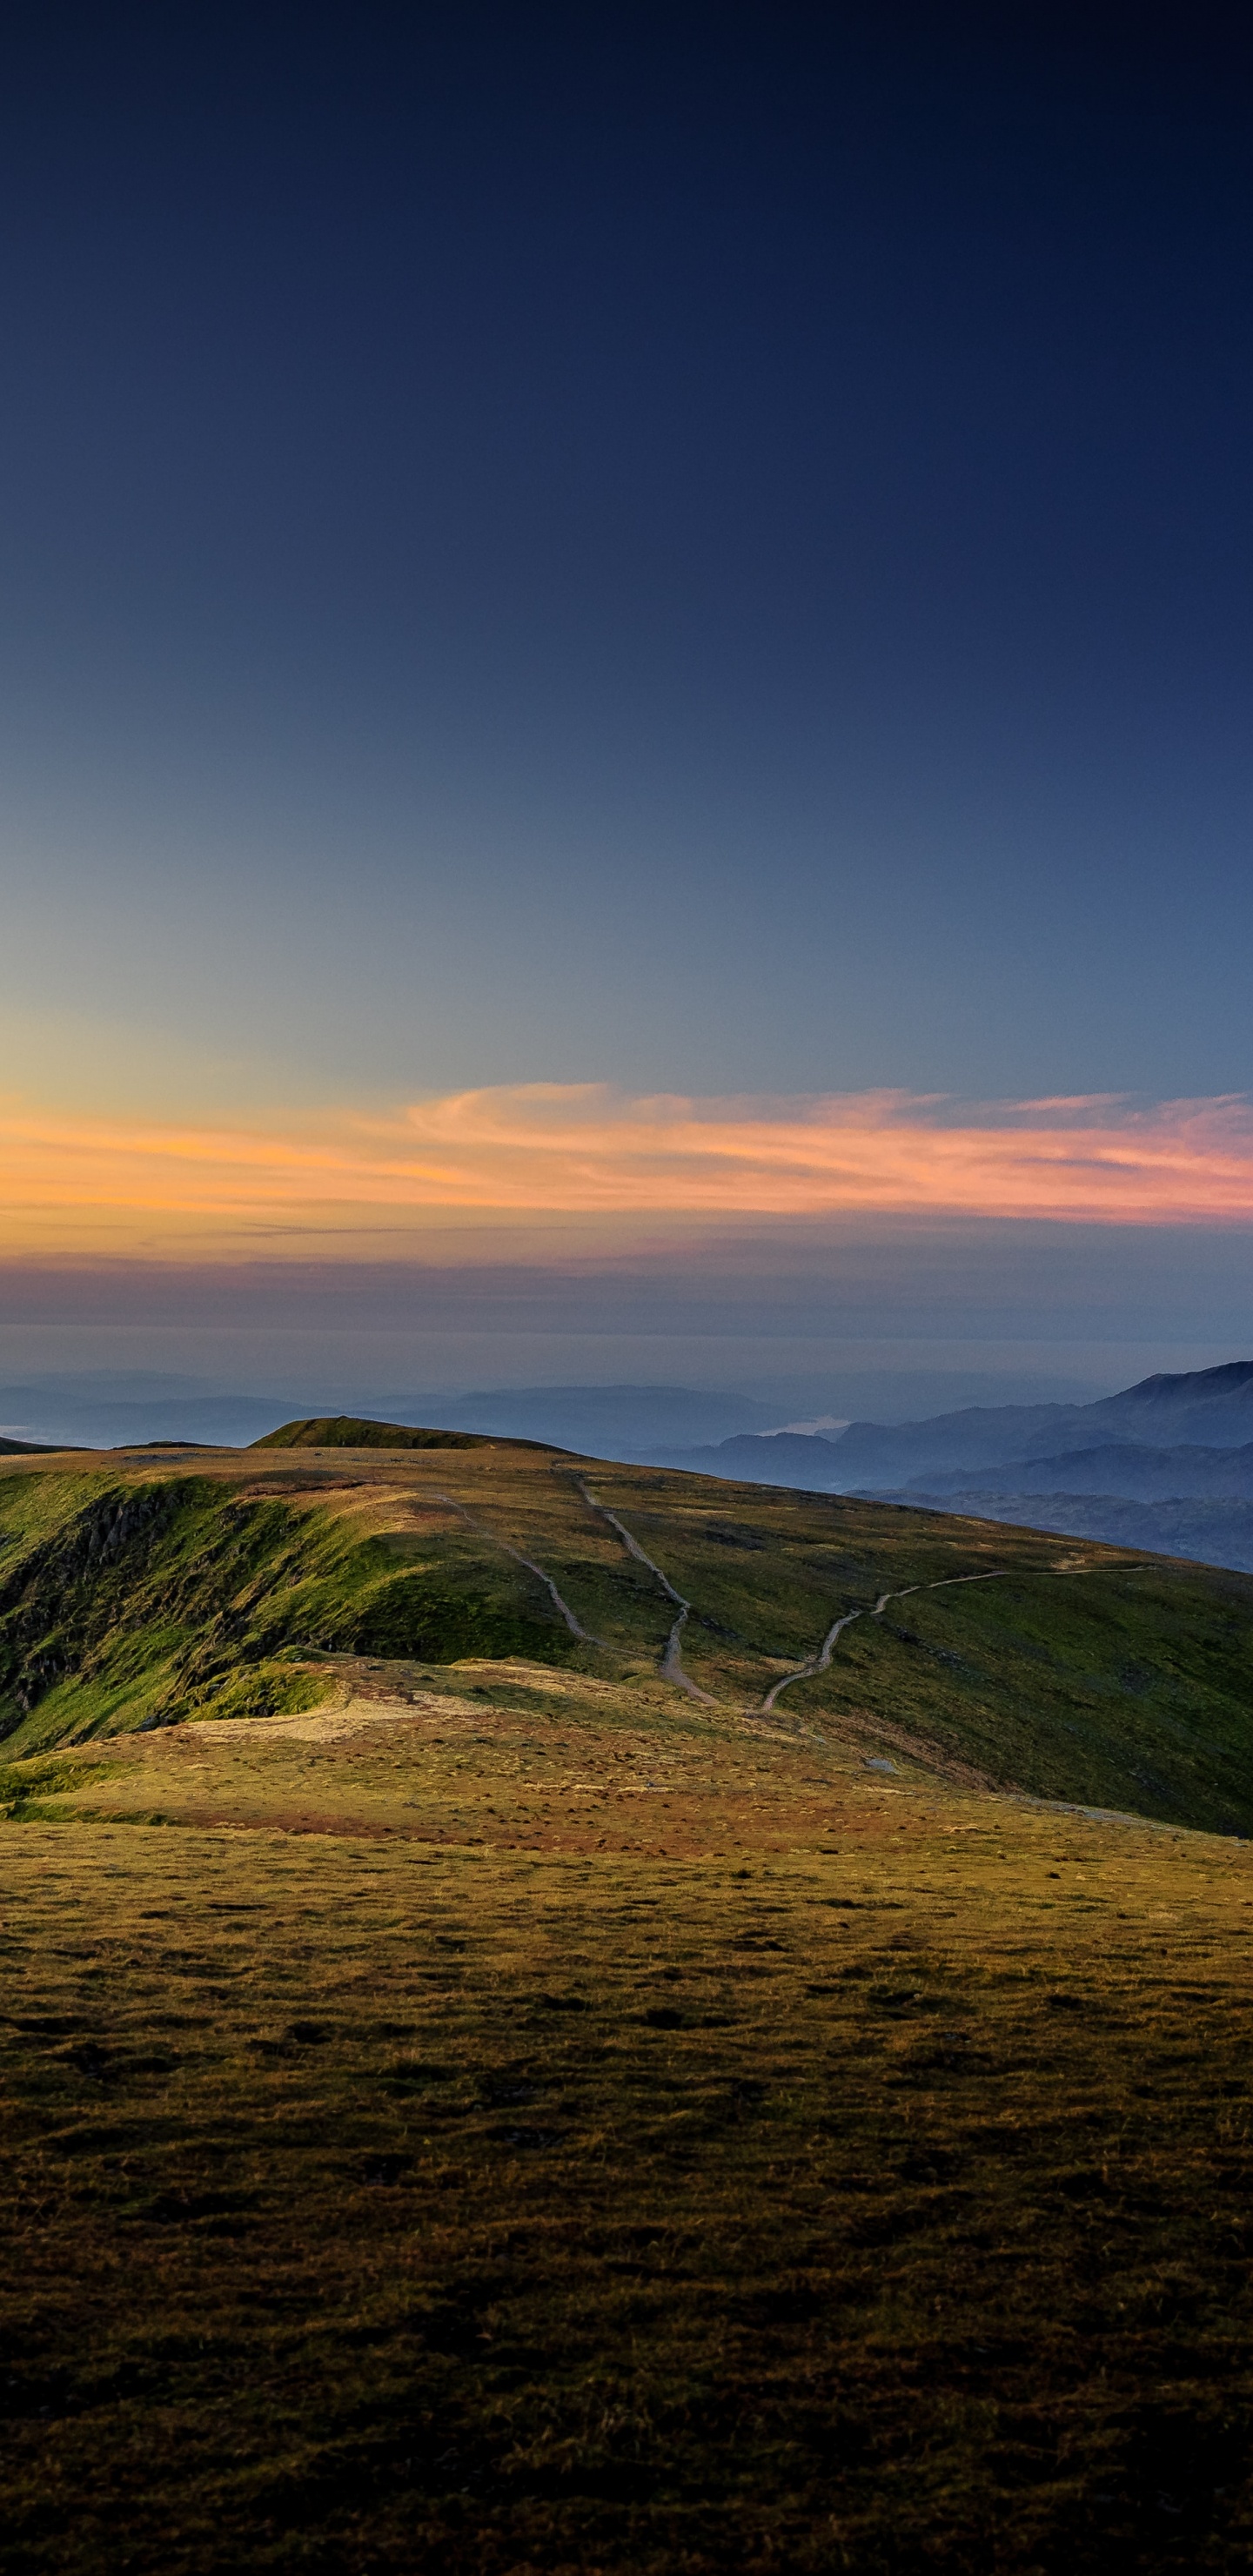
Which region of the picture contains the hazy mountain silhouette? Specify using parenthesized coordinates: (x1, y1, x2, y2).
(653, 1364, 1253, 1490)
(905, 1437, 1253, 1504)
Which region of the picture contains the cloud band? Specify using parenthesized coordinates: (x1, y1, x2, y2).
(3, 1083, 1253, 1257)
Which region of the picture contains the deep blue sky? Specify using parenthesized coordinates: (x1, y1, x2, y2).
(2, 2, 1250, 1113)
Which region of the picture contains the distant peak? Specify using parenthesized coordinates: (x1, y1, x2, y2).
(249, 1413, 575, 1453)
(1120, 1361, 1253, 1399)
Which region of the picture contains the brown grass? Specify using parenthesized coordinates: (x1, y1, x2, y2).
(5, 1689, 1253, 2572)
(5, 1446, 1253, 2567)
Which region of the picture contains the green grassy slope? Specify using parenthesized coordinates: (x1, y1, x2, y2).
(0, 1473, 583, 1755)
(251, 1414, 568, 1452)
(2, 1447, 1253, 1828)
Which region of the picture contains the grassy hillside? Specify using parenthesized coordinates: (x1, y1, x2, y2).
(2, 1442, 1253, 1829)
(0, 1467, 585, 1754)
(5, 1439, 1253, 2569)
(251, 1414, 565, 1452)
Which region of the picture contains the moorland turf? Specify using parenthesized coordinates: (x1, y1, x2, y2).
(3, 1437, 1253, 1830)
(3, 1438, 1253, 2568)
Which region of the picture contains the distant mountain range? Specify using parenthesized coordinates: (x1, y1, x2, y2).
(895, 1438, 1253, 1504)
(866, 1493, 1253, 1574)
(648, 1362, 1253, 1573)
(653, 1362, 1253, 1481)
(17, 1358, 1253, 1575)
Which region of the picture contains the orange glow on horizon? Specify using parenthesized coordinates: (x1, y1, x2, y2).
(2, 1083, 1253, 1258)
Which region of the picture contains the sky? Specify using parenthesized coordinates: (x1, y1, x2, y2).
(2, 4, 1251, 1415)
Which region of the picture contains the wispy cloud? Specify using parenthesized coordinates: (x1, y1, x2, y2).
(3, 1083, 1253, 1257)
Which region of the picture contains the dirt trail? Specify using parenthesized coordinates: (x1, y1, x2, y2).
(433, 1492, 600, 1643)
(576, 1482, 717, 1703)
(757, 1561, 1152, 1715)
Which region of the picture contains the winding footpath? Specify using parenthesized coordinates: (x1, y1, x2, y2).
(432, 1493, 600, 1645)
(435, 1476, 1150, 1726)
(576, 1482, 718, 1703)
(756, 1560, 1151, 1716)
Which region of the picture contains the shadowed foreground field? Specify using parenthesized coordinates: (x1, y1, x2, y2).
(4, 1440, 1253, 2568)
(5, 1748, 1253, 2573)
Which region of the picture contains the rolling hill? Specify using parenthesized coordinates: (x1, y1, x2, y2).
(251, 1413, 546, 1452)
(2, 1424, 1253, 1831)
(6, 1428, 1253, 2571)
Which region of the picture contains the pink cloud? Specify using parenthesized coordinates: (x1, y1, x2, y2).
(2, 1083, 1253, 1257)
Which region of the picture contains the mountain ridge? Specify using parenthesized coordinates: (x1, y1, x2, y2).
(872, 1489, 1253, 1575)
(903, 1436, 1253, 1504)
(651, 1360, 1253, 1490)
